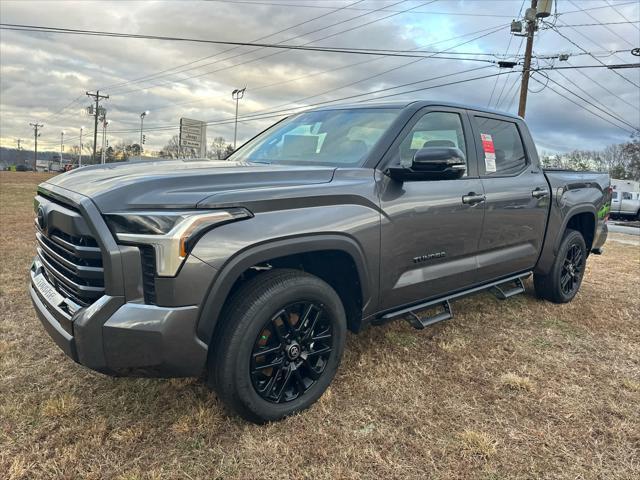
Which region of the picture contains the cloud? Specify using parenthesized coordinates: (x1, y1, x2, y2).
(0, 0, 638, 154)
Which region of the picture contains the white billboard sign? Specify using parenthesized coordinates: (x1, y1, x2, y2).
(179, 118, 207, 157)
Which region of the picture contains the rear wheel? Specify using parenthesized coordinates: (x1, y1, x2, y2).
(534, 229, 587, 303)
(208, 269, 346, 423)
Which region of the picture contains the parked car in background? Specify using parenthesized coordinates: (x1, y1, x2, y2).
(611, 179, 640, 220)
(30, 101, 610, 423)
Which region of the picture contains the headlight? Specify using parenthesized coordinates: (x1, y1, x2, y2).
(104, 208, 252, 276)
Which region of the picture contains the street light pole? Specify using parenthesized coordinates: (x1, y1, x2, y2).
(101, 120, 109, 164)
(231, 87, 246, 149)
(60, 130, 65, 170)
(79, 126, 84, 167)
(139, 111, 149, 160)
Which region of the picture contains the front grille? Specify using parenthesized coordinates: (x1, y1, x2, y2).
(35, 204, 105, 307)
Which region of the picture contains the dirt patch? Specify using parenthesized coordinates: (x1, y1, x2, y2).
(1, 171, 639, 479)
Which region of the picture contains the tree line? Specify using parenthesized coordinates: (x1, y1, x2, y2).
(540, 133, 640, 180)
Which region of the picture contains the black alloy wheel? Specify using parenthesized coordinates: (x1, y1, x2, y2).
(209, 269, 346, 423)
(250, 302, 333, 403)
(560, 243, 584, 296)
(533, 228, 587, 304)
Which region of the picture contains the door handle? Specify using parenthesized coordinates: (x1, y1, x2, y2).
(532, 187, 549, 199)
(462, 193, 486, 205)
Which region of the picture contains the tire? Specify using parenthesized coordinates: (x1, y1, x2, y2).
(534, 229, 587, 303)
(208, 269, 346, 423)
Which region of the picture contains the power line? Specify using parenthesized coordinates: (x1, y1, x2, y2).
(531, 76, 636, 135)
(101, 0, 368, 91)
(207, 0, 516, 17)
(555, 21, 640, 27)
(559, 1, 639, 16)
(488, 0, 525, 107)
(546, 67, 636, 128)
(249, 24, 507, 122)
(563, 59, 640, 113)
(106, 68, 518, 135)
(605, 0, 640, 32)
(38, 93, 84, 123)
(98, 61, 637, 136)
(118, 22, 508, 132)
(549, 23, 640, 89)
(542, 75, 638, 131)
(43, 1, 370, 128)
(108, 0, 441, 95)
(2, 23, 501, 62)
(102, 0, 419, 93)
(149, 22, 509, 114)
(494, 37, 525, 108)
(567, 0, 634, 47)
(504, 73, 523, 112)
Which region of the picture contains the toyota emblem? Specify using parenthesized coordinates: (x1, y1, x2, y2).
(37, 206, 46, 230)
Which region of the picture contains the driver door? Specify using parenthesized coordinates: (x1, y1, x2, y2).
(377, 107, 485, 310)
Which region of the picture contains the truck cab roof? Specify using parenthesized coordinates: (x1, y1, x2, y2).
(310, 100, 523, 121)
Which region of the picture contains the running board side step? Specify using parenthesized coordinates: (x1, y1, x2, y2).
(406, 300, 452, 330)
(376, 272, 531, 330)
(491, 277, 525, 300)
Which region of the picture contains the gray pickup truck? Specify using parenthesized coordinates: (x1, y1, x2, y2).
(30, 101, 609, 423)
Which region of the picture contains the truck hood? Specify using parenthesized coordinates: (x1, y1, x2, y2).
(42, 159, 336, 212)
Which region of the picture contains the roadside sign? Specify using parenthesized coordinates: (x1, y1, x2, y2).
(179, 118, 207, 157)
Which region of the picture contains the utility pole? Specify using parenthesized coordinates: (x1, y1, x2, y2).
(518, 0, 538, 118)
(30, 123, 43, 171)
(232, 87, 246, 149)
(86, 90, 109, 163)
(60, 131, 65, 169)
(79, 126, 84, 168)
(101, 119, 109, 164)
(16, 138, 22, 167)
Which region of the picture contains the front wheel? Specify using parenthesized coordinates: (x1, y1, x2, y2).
(534, 229, 587, 303)
(209, 269, 346, 423)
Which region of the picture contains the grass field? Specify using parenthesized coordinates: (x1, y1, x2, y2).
(1, 171, 639, 479)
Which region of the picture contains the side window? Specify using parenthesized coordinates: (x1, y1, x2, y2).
(612, 191, 618, 199)
(475, 116, 527, 176)
(394, 111, 467, 171)
(622, 192, 632, 200)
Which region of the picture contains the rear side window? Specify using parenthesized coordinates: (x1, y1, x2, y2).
(622, 192, 632, 200)
(475, 117, 527, 176)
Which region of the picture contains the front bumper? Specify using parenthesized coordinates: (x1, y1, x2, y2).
(31, 258, 208, 378)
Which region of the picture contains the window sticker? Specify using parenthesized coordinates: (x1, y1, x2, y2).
(480, 133, 496, 173)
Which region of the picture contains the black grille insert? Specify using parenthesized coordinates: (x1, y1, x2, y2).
(139, 245, 157, 304)
(35, 206, 105, 307)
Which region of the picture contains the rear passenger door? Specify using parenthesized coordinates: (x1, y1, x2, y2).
(469, 113, 548, 280)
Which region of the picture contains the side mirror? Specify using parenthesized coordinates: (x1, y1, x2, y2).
(386, 147, 466, 181)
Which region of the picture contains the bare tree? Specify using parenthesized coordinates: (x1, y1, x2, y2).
(160, 135, 181, 159)
(209, 136, 228, 160)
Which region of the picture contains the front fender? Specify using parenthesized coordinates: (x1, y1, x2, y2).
(190, 189, 381, 345)
(193, 233, 374, 345)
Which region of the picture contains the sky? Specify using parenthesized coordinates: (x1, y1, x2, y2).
(0, 0, 639, 156)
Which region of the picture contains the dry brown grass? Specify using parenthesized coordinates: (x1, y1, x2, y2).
(1, 171, 639, 479)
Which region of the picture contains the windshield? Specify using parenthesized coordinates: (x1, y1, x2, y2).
(229, 108, 400, 167)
